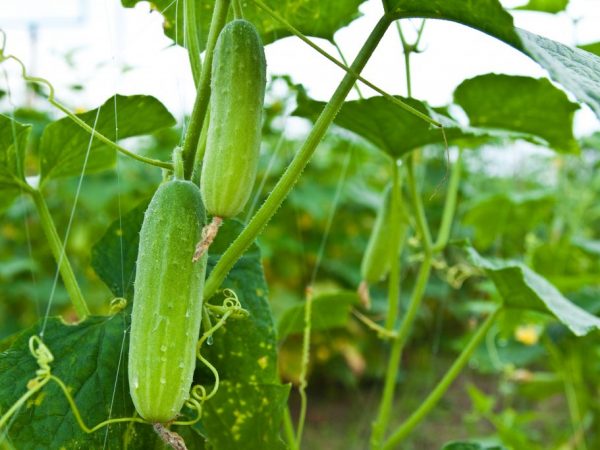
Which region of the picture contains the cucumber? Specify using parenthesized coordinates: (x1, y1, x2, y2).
(361, 182, 406, 284)
(200, 19, 266, 219)
(128, 179, 207, 423)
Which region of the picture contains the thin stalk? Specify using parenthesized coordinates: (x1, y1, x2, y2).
(406, 154, 433, 254)
(181, 0, 231, 178)
(232, 0, 243, 19)
(49, 99, 172, 171)
(396, 22, 412, 97)
(544, 336, 588, 450)
(433, 148, 463, 252)
(295, 291, 313, 448)
(184, 0, 202, 88)
(333, 40, 364, 99)
(250, 0, 441, 128)
(395, 20, 425, 98)
(283, 407, 298, 450)
(371, 257, 432, 449)
(384, 163, 403, 331)
(191, 109, 210, 185)
(30, 190, 89, 320)
(382, 306, 502, 449)
(203, 15, 393, 299)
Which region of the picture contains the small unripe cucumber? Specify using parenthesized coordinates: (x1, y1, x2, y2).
(361, 182, 406, 284)
(200, 19, 266, 218)
(128, 179, 207, 423)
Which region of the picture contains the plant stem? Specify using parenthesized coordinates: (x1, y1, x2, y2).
(181, 0, 231, 179)
(395, 20, 425, 98)
(433, 148, 463, 252)
(296, 290, 313, 449)
(282, 407, 298, 450)
(30, 190, 89, 320)
(333, 39, 364, 99)
(384, 163, 403, 331)
(250, 0, 440, 128)
(406, 154, 432, 254)
(370, 257, 432, 449)
(184, 0, 202, 88)
(203, 15, 393, 299)
(190, 110, 210, 186)
(382, 305, 502, 449)
(232, 0, 243, 19)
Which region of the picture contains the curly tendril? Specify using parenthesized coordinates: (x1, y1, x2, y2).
(1, 292, 250, 437)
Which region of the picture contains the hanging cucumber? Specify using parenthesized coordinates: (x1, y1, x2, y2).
(195, 19, 266, 260)
(128, 158, 207, 423)
(358, 176, 407, 308)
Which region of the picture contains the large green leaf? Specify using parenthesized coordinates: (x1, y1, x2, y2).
(121, 0, 365, 51)
(384, 0, 521, 47)
(0, 314, 157, 449)
(90, 199, 149, 299)
(515, 0, 569, 13)
(40, 95, 175, 182)
(0, 114, 31, 212)
(454, 74, 579, 153)
(293, 91, 502, 158)
(90, 203, 288, 448)
(516, 29, 600, 120)
(464, 246, 600, 336)
(278, 291, 359, 339)
(578, 42, 600, 57)
(197, 381, 290, 450)
(385, 0, 600, 119)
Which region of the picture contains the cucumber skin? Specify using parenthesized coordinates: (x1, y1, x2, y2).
(128, 179, 207, 423)
(360, 183, 406, 284)
(201, 19, 266, 218)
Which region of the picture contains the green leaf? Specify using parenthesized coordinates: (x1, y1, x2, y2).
(121, 0, 365, 51)
(515, 0, 569, 13)
(454, 74, 579, 153)
(40, 95, 175, 182)
(0, 314, 157, 449)
(277, 291, 359, 339)
(197, 381, 290, 450)
(91, 199, 149, 299)
(462, 191, 555, 251)
(463, 245, 600, 336)
(293, 91, 498, 158)
(0, 114, 31, 212)
(578, 41, 600, 57)
(385, 0, 600, 119)
(516, 29, 600, 120)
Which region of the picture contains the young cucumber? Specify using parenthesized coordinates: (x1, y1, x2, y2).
(360, 181, 406, 284)
(128, 178, 207, 423)
(200, 19, 266, 219)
